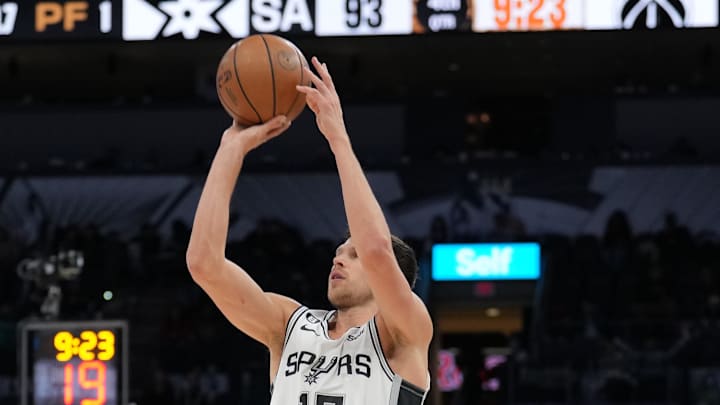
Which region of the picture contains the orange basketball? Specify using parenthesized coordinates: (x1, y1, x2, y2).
(216, 34, 310, 126)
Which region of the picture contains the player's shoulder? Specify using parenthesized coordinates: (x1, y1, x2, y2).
(265, 293, 303, 337)
(265, 293, 302, 315)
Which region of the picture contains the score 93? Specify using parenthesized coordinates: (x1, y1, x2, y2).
(54, 330, 116, 362)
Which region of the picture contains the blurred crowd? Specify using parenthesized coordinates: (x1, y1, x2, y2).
(0, 207, 719, 404)
(518, 211, 720, 404)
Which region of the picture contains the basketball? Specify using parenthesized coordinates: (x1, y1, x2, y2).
(216, 34, 310, 126)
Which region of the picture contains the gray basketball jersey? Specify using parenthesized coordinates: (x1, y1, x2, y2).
(270, 306, 428, 405)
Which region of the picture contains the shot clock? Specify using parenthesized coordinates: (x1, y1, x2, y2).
(19, 320, 128, 405)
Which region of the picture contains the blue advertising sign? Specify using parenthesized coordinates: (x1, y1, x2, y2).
(432, 243, 541, 281)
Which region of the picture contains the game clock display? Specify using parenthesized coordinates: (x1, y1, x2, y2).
(0, 0, 717, 42)
(19, 320, 128, 405)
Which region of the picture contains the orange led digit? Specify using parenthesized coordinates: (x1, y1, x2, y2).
(528, 0, 544, 29)
(64, 363, 73, 405)
(494, 0, 510, 29)
(550, 0, 566, 28)
(78, 360, 107, 405)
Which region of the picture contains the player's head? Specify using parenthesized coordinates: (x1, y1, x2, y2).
(327, 235, 418, 309)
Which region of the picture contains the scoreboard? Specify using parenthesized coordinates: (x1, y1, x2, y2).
(0, 0, 718, 41)
(19, 320, 128, 405)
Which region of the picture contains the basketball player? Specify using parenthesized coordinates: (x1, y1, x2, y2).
(186, 56, 433, 405)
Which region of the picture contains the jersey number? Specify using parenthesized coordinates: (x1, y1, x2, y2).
(299, 392, 344, 405)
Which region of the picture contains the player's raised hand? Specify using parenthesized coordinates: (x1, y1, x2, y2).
(296, 57, 349, 148)
(221, 115, 290, 154)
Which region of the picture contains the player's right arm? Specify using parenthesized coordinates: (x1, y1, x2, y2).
(185, 116, 299, 349)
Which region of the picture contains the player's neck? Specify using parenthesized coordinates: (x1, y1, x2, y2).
(328, 303, 377, 338)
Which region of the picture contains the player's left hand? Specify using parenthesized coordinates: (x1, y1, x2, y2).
(296, 57, 349, 148)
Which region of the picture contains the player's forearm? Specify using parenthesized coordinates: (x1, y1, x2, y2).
(331, 138, 393, 252)
(187, 142, 247, 269)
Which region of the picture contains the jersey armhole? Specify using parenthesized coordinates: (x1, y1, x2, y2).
(369, 316, 395, 382)
(271, 305, 308, 393)
(282, 305, 308, 353)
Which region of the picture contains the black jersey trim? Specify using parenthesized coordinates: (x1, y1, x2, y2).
(272, 306, 308, 393)
(397, 381, 428, 405)
(320, 309, 336, 340)
(283, 306, 308, 350)
(369, 317, 394, 381)
(400, 379, 427, 397)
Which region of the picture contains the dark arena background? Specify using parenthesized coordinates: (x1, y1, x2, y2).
(2, 1, 720, 404)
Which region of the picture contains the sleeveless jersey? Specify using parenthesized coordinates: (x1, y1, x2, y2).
(269, 306, 428, 405)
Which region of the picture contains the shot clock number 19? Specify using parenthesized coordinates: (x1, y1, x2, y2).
(63, 361, 107, 405)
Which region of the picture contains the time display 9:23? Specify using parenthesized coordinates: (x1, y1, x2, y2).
(54, 330, 115, 362)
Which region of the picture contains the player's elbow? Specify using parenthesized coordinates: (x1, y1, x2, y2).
(185, 249, 206, 276)
(185, 247, 221, 281)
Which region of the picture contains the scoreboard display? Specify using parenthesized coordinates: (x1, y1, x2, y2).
(19, 320, 129, 405)
(0, 0, 717, 41)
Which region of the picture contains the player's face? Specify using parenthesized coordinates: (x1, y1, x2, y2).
(327, 238, 373, 309)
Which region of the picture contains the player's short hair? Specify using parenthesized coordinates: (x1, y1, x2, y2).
(390, 235, 419, 289)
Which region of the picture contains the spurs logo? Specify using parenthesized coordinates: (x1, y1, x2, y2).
(303, 356, 338, 385)
(120, 0, 315, 41)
